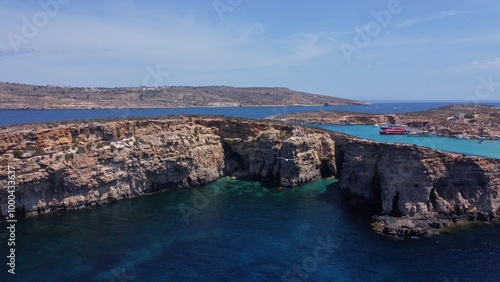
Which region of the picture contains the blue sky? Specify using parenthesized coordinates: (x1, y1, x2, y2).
(1, 0, 500, 101)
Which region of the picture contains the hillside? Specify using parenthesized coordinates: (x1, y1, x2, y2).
(0, 82, 367, 109)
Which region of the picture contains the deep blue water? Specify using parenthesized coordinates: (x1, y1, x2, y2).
(1, 178, 499, 281)
(1, 101, 500, 126)
(1, 102, 500, 281)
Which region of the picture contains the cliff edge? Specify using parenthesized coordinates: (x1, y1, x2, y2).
(0, 117, 335, 218)
(334, 134, 500, 237)
(0, 117, 499, 238)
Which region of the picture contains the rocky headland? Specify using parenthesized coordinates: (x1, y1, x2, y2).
(0, 82, 368, 109)
(272, 104, 500, 138)
(0, 116, 499, 238)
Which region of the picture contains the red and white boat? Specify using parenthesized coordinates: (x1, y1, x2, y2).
(379, 127, 410, 135)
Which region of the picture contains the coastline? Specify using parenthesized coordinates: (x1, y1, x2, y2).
(0, 115, 499, 239)
(269, 104, 500, 139)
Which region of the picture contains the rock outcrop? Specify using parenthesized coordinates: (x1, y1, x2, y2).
(0, 116, 499, 238)
(0, 117, 336, 218)
(333, 134, 500, 237)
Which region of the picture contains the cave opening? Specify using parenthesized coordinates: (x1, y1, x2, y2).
(335, 149, 345, 177)
(391, 192, 402, 217)
(319, 160, 334, 178)
(371, 173, 383, 213)
(429, 188, 438, 211)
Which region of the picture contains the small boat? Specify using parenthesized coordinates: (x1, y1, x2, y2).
(407, 130, 437, 137)
(380, 127, 411, 135)
(477, 136, 487, 140)
(478, 140, 485, 144)
(407, 130, 428, 137)
(379, 124, 406, 130)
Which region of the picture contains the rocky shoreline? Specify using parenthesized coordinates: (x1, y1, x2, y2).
(0, 116, 499, 238)
(271, 104, 500, 139)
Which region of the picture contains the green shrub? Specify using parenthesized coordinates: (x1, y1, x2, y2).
(13, 150, 23, 158)
(257, 133, 271, 142)
(278, 131, 292, 140)
(77, 146, 86, 154)
(65, 153, 74, 161)
(26, 145, 45, 155)
(464, 114, 475, 119)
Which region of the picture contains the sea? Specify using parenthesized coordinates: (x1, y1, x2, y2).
(1, 101, 499, 281)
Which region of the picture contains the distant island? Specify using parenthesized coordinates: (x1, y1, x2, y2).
(0, 82, 368, 109)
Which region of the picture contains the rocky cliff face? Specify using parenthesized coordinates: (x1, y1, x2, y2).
(334, 134, 500, 237)
(0, 117, 336, 218)
(1, 117, 499, 238)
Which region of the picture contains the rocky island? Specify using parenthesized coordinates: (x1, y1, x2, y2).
(0, 116, 499, 238)
(0, 82, 367, 109)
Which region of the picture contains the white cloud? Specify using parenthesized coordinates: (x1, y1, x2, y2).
(468, 58, 500, 69)
(394, 10, 460, 29)
(0, 3, 339, 86)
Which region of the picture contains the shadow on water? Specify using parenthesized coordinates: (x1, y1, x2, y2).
(315, 180, 381, 223)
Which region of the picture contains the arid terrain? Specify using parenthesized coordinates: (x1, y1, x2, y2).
(271, 104, 500, 138)
(0, 82, 367, 109)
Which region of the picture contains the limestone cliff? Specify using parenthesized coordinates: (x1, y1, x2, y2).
(333, 134, 500, 237)
(0, 117, 336, 218)
(1, 117, 499, 238)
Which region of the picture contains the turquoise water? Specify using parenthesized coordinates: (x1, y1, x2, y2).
(1, 178, 499, 281)
(317, 124, 500, 159)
